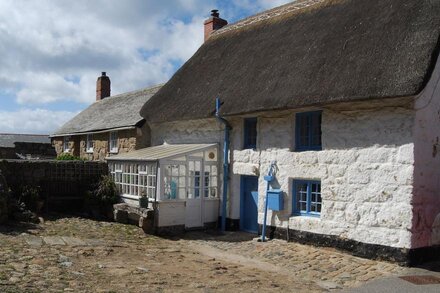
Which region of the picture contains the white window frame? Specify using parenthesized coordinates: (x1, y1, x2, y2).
(63, 136, 70, 153)
(109, 161, 157, 200)
(86, 134, 94, 153)
(109, 131, 118, 154)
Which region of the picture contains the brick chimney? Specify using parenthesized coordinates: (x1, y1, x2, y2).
(204, 10, 228, 41)
(96, 72, 111, 101)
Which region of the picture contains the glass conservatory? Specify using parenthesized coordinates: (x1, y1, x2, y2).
(107, 144, 220, 229)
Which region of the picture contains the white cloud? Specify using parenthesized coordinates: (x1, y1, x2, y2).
(0, 0, 294, 134)
(0, 108, 78, 134)
(0, 0, 213, 106)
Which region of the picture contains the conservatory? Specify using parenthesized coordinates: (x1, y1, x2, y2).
(107, 144, 220, 230)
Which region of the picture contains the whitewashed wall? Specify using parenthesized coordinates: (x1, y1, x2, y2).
(150, 101, 415, 248)
(413, 56, 440, 249)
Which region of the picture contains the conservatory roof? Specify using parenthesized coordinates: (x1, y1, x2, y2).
(106, 144, 217, 162)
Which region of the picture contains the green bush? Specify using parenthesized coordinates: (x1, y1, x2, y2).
(18, 185, 42, 212)
(86, 175, 119, 206)
(56, 153, 83, 161)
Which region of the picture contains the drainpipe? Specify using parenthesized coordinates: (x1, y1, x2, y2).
(215, 98, 232, 232)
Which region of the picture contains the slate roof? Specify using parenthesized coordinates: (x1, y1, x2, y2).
(0, 134, 50, 148)
(53, 84, 162, 136)
(141, 0, 440, 123)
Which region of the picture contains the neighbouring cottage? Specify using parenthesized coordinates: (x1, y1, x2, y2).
(51, 72, 161, 161)
(109, 0, 440, 265)
(0, 133, 55, 160)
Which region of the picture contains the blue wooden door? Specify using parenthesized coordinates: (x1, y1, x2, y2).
(240, 176, 259, 233)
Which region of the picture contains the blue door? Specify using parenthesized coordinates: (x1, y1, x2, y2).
(240, 176, 259, 233)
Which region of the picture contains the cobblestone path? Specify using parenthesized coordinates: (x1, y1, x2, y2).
(184, 232, 440, 290)
(1, 217, 439, 292)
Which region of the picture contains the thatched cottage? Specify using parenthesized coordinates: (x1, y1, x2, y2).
(110, 0, 440, 264)
(51, 73, 161, 161)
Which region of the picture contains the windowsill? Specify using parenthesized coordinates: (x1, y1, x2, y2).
(242, 147, 257, 151)
(110, 150, 119, 154)
(63, 150, 70, 153)
(121, 194, 139, 200)
(291, 214, 321, 219)
(294, 147, 322, 152)
(86, 150, 94, 154)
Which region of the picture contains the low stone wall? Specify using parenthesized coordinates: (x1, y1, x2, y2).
(0, 160, 108, 212)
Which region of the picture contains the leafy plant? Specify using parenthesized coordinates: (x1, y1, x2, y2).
(18, 185, 42, 212)
(87, 175, 119, 206)
(56, 153, 83, 161)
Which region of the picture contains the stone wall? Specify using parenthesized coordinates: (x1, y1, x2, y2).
(52, 124, 150, 161)
(150, 99, 415, 249)
(412, 56, 440, 249)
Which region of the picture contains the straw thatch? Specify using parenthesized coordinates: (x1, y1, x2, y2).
(141, 0, 440, 123)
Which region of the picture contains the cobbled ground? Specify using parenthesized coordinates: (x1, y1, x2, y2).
(0, 217, 439, 292)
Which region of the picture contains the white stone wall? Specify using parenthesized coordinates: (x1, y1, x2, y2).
(150, 101, 415, 248)
(413, 55, 440, 248)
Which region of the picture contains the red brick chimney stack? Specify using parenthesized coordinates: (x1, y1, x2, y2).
(96, 72, 111, 101)
(204, 10, 228, 41)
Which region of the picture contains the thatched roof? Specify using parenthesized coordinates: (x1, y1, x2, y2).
(53, 85, 162, 137)
(0, 134, 50, 148)
(141, 0, 440, 123)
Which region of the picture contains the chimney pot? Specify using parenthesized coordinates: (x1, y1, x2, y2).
(211, 9, 219, 17)
(204, 9, 228, 42)
(96, 72, 111, 101)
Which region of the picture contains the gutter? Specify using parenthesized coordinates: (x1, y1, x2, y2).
(50, 126, 137, 138)
(215, 97, 232, 232)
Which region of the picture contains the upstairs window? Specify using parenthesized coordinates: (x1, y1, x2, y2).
(109, 132, 118, 153)
(293, 180, 321, 217)
(243, 117, 257, 149)
(86, 134, 93, 153)
(63, 136, 70, 153)
(295, 111, 322, 151)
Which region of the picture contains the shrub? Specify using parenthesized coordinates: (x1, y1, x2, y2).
(18, 185, 42, 212)
(56, 153, 83, 161)
(87, 175, 119, 206)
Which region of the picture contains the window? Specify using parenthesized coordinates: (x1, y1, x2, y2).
(295, 111, 322, 151)
(203, 164, 218, 198)
(243, 117, 257, 149)
(86, 134, 93, 153)
(163, 163, 187, 200)
(63, 136, 70, 152)
(162, 160, 218, 200)
(109, 132, 118, 153)
(109, 162, 157, 199)
(293, 180, 321, 217)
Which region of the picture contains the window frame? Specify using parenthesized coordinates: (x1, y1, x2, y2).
(292, 179, 322, 217)
(109, 131, 118, 154)
(86, 134, 94, 153)
(109, 161, 157, 200)
(243, 117, 257, 150)
(295, 111, 322, 152)
(63, 136, 70, 153)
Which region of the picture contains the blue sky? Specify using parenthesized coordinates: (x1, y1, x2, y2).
(0, 0, 292, 134)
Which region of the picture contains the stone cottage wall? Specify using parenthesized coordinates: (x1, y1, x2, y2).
(412, 56, 440, 249)
(52, 124, 150, 161)
(151, 99, 415, 250)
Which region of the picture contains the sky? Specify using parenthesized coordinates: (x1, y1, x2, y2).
(0, 0, 293, 135)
